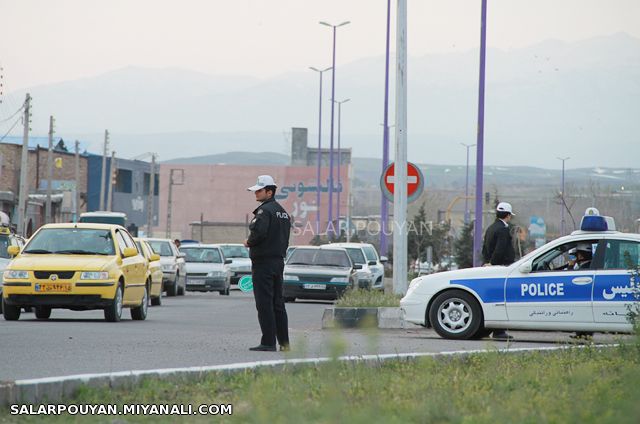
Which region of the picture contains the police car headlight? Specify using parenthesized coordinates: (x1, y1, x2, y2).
(3, 270, 28, 280)
(284, 274, 299, 281)
(406, 278, 421, 296)
(80, 271, 110, 280)
(331, 277, 349, 283)
(207, 271, 225, 278)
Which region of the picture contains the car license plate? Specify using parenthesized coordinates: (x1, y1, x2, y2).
(188, 279, 205, 285)
(303, 284, 326, 290)
(35, 283, 71, 293)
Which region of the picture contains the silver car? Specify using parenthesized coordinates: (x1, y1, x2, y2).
(215, 244, 251, 285)
(330, 243, 387, 290)
(283, 246, 360, 302)
(180, 244, 231, 295)
(145, 238, 186, 297)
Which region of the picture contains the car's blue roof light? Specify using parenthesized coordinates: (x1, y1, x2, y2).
(580, 215, 608, 231)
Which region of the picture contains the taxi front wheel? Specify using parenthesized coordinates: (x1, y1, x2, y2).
(104, 286, 124, 322)
(429, 290, 483, 340)
(2, 298, 20, 321)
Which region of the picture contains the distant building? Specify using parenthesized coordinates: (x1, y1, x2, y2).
(86, 155, 159, 232)
(290, 127, 352, 167)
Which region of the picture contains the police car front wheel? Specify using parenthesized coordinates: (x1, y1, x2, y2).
(429, 290, 483, 340)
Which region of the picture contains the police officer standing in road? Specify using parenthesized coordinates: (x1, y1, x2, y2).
(482, 201, 516, 340)
(244, 175, 291, 352)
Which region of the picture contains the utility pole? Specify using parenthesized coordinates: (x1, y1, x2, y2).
(380, 0, 392, 258)
(45, 116, 55, 224)
(146, 154, 156, 237)
(393, 0, 408, 295)
(166, 169, 184, 239)
(74, 140, 80, 222)
(99, 130, 109, 211)
(106, 151, 115, 211)
(16, 93, 31, 236)
(346, 163, 353, 242)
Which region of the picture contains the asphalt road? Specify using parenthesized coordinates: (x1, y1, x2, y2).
(0, 289, 627, 381)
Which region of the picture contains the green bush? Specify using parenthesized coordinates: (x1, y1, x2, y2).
(335, 288, 401, 308)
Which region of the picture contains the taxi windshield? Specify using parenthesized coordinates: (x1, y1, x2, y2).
(220, 245, 249, 259)
(181, 247, 222, 263)
(24, 228, 115, 255)
(148, 241, 173, 257)
(0, 235, 11, 259)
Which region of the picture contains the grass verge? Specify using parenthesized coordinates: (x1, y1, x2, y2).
(2, 343, 639, 423)
(335, 288, 401, 308)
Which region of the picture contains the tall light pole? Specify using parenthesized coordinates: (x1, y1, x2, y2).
(461, 143, 476, 224)
(309, 66, 332, 237)
(393, 0, 408, 294)
(381, 0, 392, 257)
(472, 0, 488, 267)
(558, 156, 570, 236)
(333, 98, 350, 233)
(319, 20, 350, 238)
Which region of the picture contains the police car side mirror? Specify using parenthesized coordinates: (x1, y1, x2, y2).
(518, 261, 533, 274)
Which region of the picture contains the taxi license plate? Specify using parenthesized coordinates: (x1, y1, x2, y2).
(303, 284, 326, 290)
(35, 283, 72, 293)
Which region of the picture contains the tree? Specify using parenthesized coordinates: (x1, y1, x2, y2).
(454, 221, 474, 269)
(408, 203, 429, 266)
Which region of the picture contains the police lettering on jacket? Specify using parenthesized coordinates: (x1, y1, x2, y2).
(247, 197, 291, 260)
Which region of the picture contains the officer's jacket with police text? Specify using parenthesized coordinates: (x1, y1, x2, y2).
(247, 197, 291, 260)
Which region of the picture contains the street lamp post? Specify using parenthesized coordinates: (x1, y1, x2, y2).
(557, 156, 570, 236)
(320, 20, 350, 238)
(380, 0, 392, 258)
(461, 143, 476, 224)
(333, 98, 350, 235)
(310, 66, 332, 238)
(472, 0, 488, 267)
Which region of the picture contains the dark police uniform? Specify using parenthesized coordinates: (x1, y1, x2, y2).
(482, 219, 515, 266)
(246, 197, 291, 348)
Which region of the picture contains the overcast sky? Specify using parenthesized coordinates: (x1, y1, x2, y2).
(2, 0, 639, 91)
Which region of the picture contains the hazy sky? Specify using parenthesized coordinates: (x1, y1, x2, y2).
(2, 0, 639, 91)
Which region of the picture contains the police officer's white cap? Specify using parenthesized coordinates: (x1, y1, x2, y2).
(247, 175, 277, 192)
(496, 202, 515, 215)
(576, 242, 591, 253)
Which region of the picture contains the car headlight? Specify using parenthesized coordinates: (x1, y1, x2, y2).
(3, 270, 28, 280)
(80, 271, 110, 280)
(207, 271, 225, 278)
(162, 264, 174, 272)
(284, 274, 299, 281)
(330, 277, 349, 283)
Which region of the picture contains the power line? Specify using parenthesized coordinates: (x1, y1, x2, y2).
(0, 102, 25, 123)
(0, 116, 21, 143)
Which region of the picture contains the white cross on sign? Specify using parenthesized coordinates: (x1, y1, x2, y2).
(386, 176, 418, 184)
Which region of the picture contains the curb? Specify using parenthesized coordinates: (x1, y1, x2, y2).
(0, 344, 613, 407)
(321, 307, 405, 329)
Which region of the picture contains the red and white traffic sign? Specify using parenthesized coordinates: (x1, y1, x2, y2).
(380, 162, 424, 203)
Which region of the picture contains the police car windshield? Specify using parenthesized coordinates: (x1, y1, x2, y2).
(220, 245, 249, 259)
(181, 247, 222, 263)
(287, 249, 351, 268)
(24, 229, 115, 255)
(0, 235, 10, 259)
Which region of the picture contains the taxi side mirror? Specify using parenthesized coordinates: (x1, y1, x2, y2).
(122, 247, 138, 258)
(7, 245, 20, 257)
(519, 261, 532, 274)
(150, 253, 160, 262)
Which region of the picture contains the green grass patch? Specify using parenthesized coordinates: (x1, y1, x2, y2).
(335, 288, 401, 308)
(3, 343, 640, 423)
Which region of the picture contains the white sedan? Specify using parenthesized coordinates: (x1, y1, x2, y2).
(401, 214, 639, 339)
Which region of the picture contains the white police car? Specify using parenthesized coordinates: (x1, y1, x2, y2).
(401, 210, 640, 339)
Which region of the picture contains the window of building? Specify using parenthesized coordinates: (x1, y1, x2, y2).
(143, 173, 160, 195)
(115, 169, 133, 193)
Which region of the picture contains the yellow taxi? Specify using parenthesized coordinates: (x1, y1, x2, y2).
(134, 238, 163, 306)
(2, 223, 149, 322)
